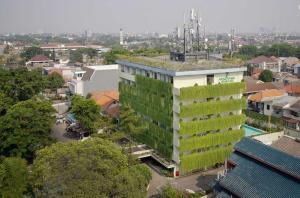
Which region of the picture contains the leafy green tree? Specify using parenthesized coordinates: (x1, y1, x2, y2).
(0, 68, 45, 102)
(45, 72, 65, 91)
(161, 185, 183, 198)
(71, 95, 101, 133)
(0, 98, 55, 161)
(103, 47, 130, 64)
(259, 70, 273, 82)
(31, 138, 151, 198)
(238, 45, 257, 58)
(70, 48, 98, 63)
(120, 105, 145, 137)
(70, 50, 83, 63)
(0, 157, 28, 198)
(20, 46, 49, 61)
(0, 92, 13, 116)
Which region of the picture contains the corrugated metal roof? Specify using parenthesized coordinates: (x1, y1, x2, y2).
(220, 152, 300, 198)
(234, 138, 300, 179)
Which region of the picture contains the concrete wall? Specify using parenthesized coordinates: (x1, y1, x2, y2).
(82, 69, 118, 96)
(253, 131, 284, 145)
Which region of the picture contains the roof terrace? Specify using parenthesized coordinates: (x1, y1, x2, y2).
(117, 55, 245, 72)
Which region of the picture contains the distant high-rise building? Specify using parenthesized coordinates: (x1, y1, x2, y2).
(120, 28, 124, 46)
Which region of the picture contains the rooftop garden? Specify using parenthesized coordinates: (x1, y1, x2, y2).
(117, 55, 245, 72)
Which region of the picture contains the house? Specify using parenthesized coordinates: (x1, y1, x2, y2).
(247, 89, 287, 115)
(271, 135, 300, 158)
(117, 56, 246, 176)
(284, 81, 300, 96)
(43, 65, 82, 82)
(271, 96, 299, 118)
(91, 90, 119, 118)
(283, 99, 300, 139)
(214, 138, 300, 198)
(245, 80, 283, 96)
(26, 55, 53, 67)
(272, 72, 299, 85)
(68, 65, 118, 97)
(293, 64, 300, 77)
(248, 55, 281, 73)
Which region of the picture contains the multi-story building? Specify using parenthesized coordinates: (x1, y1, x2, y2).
(117, 56, 247, 176)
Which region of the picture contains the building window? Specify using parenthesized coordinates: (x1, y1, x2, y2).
(154, 73, 157, 79)
(207, 74, 214, 85)
(146, 72, 150, 77)
(121, 65, 125, 72)
(267, 105, 270, 110)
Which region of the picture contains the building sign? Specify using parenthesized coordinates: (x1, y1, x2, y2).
(218, 75, 235, 84)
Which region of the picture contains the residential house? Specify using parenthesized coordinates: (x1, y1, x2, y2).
(293, 64, 300, 77)
(247, 89, 287, 115)
(214, 138, 300, 198)
(43, 65, 82, 82)
(284, 81, 300, 96)
(271, 135, 300, 158)
(271, 96, 298, 118)
(26, 55, 53, 67)
(283, 99, 300, 139)
(248, 55, 281, 73)
(244, 79, 283, 97)
(91, 90, 119, 118)
(69, 65, 118, 97)
(272, 72, 298, 85)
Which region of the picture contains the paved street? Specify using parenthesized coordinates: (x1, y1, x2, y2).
(147, 165, 223, 197)
(51, 123, 78, 142)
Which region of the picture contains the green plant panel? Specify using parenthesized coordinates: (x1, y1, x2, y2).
(179, 114, 246, 135)
(180, 98, 246, 118)
(135, 121, 173, 159)
(180, 82, 246, 100)
(179, 129, 244, 152)
(119, 75, 173, 159)
(180, 145, 233, 173)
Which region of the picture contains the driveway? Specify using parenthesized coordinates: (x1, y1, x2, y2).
(51, 123, 78, 142)
(147, 164, 223, 197)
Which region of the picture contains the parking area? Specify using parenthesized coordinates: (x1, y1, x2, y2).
(146, 160, 223, 197)
(51, 123, 78, 142)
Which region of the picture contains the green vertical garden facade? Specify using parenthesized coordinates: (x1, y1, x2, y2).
(178, 82, 246, 173)
(119, 75, 173, 159)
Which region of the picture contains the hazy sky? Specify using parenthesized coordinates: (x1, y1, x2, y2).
(1, 0, 300, 34)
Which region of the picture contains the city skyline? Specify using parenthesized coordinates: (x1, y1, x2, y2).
(1, 0, 300, 34)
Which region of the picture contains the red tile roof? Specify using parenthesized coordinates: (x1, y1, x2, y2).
(284, 81, 300, 94)
(248, 89, 286, 102)
(30, 55, 50, 62)
(249, 56, 278, 64)
(91, 90, 119, 118)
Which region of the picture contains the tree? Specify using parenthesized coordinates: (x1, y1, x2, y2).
(120, 105, 145, 137)
(31, 138, 151, 198)
(0, 157, 28, 198)
(70, 48, 98, 63)
(259, 70, 273, 82)
(0, 68, 45, 103)
(20, 46, 49, 61)
(0, 98, 55, 161)
(71, 95, 101, 133)
(238, 45, 257, 58)
(161, 185, 183, 198)
(45, 72, 65, 91)
(0, 92, 13, 116)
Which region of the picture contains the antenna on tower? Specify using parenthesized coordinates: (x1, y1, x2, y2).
(196, 14, 200, 52)
(183, 13, 186, 56)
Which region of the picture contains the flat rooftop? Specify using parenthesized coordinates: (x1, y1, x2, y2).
(117, 55, 245, 72)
